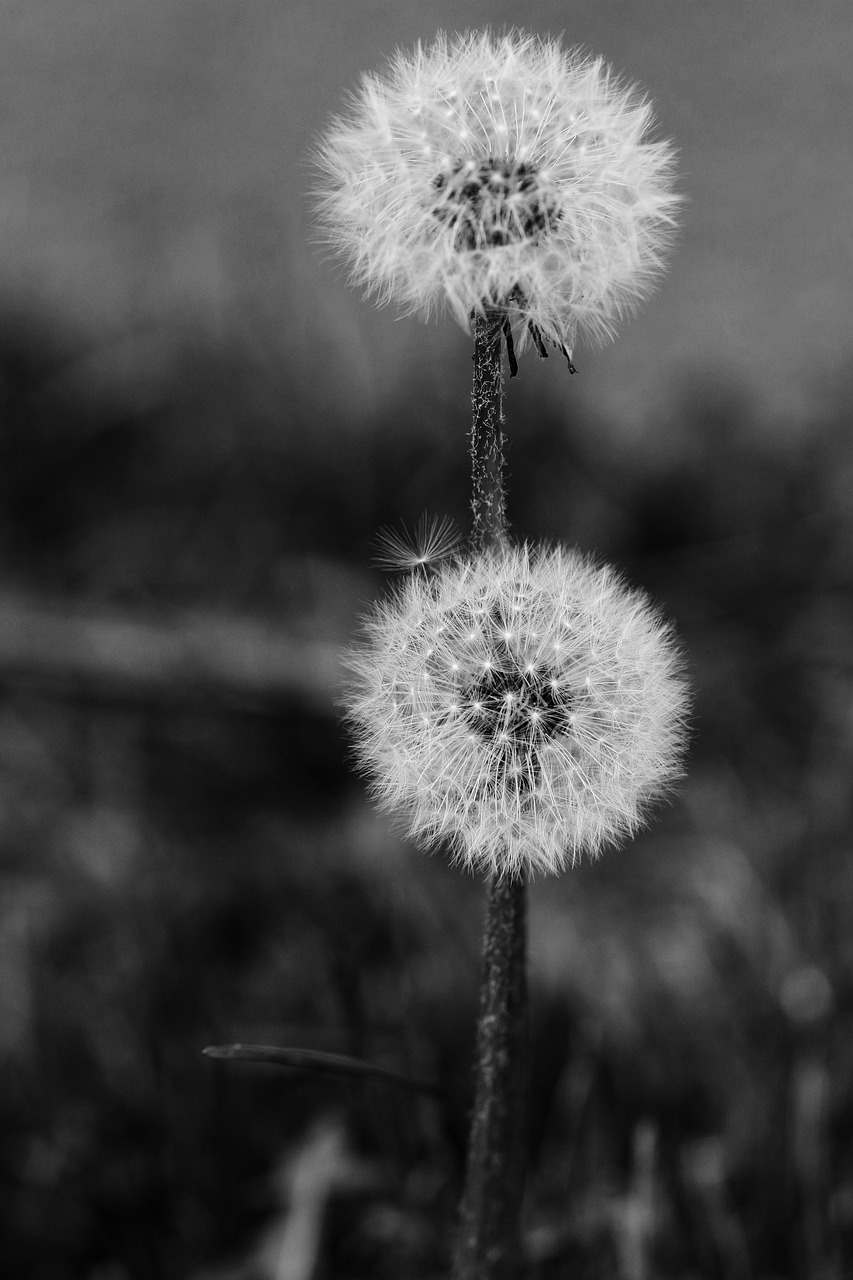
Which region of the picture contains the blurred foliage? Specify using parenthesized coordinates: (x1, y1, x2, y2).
(1, 304, 853, 1278)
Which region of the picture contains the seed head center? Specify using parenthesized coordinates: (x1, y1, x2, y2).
(458, 659, 572, 794)
(431, 158, 560, 250)
(463, 662, 569, 745)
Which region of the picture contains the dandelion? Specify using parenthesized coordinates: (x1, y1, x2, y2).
(345, 543, 688, 879)
(214, 29, 687, 1280)
(311, 34, 687, 1275)
(314, 29, 679, 361)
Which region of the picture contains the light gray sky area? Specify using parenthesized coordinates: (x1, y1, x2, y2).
(0, 0, 850, 432)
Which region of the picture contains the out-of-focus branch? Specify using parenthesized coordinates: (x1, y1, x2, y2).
(203, 1043, 442, 1096)
(0, 593, 343, 710)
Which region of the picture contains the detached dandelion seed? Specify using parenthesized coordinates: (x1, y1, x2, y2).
(314, 29, 680, 362)
(345, 544, 689, 880)
(373, 513, 461, 572)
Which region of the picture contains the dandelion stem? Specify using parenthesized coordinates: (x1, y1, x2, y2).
(452, 871, 529, 1280)
(469, 308, 509, 553)
(453, 309, 529, 1280)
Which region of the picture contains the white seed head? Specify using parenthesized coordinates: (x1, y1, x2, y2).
(343, 544, 689, 878)
(313, 30, 680, 357)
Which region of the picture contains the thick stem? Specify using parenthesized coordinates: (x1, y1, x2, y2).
(452, 873, 529, 1280)
(469, 308, 509, 553)
(453, 309, 529, 1280)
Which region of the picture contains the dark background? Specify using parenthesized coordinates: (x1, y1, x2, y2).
(1, 3, 852, 1277)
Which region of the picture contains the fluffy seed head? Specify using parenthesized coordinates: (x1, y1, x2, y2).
(344, 544, 689, 878)
(313, 29, 680, 356)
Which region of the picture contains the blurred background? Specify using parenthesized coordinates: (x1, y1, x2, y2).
(1, 1, 852, 1277)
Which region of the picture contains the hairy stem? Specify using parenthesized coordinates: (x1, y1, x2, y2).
(453, 873, 529, 1280)
(453, 309, 529, 1280)
(469, 308, 509, 554)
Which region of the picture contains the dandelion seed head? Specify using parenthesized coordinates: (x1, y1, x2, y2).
(313, 30, 680, 357)
(344, 543, 689, 878)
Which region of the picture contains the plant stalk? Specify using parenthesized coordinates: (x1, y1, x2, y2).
(469, 308, 509, 553)
(452, 872, 529, 1280)
(452, 308, 529, 1280)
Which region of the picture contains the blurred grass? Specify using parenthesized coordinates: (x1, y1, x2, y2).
(1, 304, 852, 1279)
